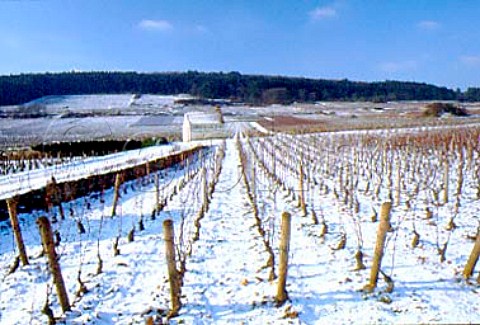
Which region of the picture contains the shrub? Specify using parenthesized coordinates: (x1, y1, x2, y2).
(422, 102, 469, 117)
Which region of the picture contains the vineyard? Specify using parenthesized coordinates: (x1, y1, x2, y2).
(0, 124, 480, 324)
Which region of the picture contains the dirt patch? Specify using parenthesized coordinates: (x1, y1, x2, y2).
(256, 111, 480, 135)
(258, 115, 326, 132)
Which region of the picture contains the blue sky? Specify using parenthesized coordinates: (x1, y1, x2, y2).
(1, 0, 480, 89)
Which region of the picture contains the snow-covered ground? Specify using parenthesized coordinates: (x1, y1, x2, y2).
(25, 94, 191, 111)
(0, 115, 185, 148)
(0, 128, 479, 324)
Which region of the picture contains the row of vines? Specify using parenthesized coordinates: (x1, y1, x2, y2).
(1, 143, 227, 323)
(219, 124, 480, 318)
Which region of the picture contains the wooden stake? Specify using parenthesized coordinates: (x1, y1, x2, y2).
(442, 156, 449, 205)
(49, 177, 65, 220)
(145, 162, 150, 178)
(111, 172, 123, 217)
(298, 162, 306, 216)
(6, 197, 29, 266)
(311, 210, 319, 225)
(276, 211, 292, 306)
(366, 202, 392, 291)
(36, 216, 70, 313)
(456, 158, 464, 198)
(463, 229, 480, 279)
(395, 159, 401, 206)
(154, 172, 160, 213)
(202, 167, 208, 205)
(163, 219, 181, 316)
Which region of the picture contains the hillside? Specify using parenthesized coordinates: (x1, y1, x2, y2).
(0, 71, 472, 107)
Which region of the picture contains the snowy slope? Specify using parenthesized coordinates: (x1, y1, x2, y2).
(27, 95, 134, 111)
(25, 94, 187, 111)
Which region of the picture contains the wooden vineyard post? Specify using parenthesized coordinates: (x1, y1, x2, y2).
(298, 162, 307, 216)
(145, 162, 150, 178)
(394, 159, 401, 207)
(36, 216, 70, 313)
(6, 197, 29, 266)
(276, 211, 292, 306)
(154, 172, 160, 212)
(163, 219, 181, 316)
(202, 167, 208, 206)
(111, 172, 123, 217)
(186, 155, 191, 182)
(463, 229, 480, 280)
(49, 177, 65, 220)
(366, 202, 392, 291)
(442, 156, 449, 205)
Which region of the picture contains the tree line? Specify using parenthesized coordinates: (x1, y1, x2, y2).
(0, 71, 478, 106)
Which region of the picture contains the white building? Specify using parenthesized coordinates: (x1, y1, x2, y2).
(183, 114, 192, 142)
(182, 111, 223, 142)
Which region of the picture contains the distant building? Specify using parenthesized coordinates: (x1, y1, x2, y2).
(182, 111, 223, 142)
(183, 114, 192, 142)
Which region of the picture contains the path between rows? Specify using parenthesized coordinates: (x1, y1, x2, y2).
(181, 140, 278, 323)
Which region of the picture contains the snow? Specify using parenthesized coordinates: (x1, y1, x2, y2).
(184, 112, 221, 125)
(25, 94, 188, 111)
(27, 95, 134, 111)
(0, 127, 479, 324)
(249, 122, 271, 134)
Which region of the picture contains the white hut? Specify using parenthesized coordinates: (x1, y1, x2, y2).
(183, 114, 192, 142)
(182, 111, 223, 142)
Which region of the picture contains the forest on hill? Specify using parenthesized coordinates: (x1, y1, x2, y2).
(0, 71, 479, 106)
